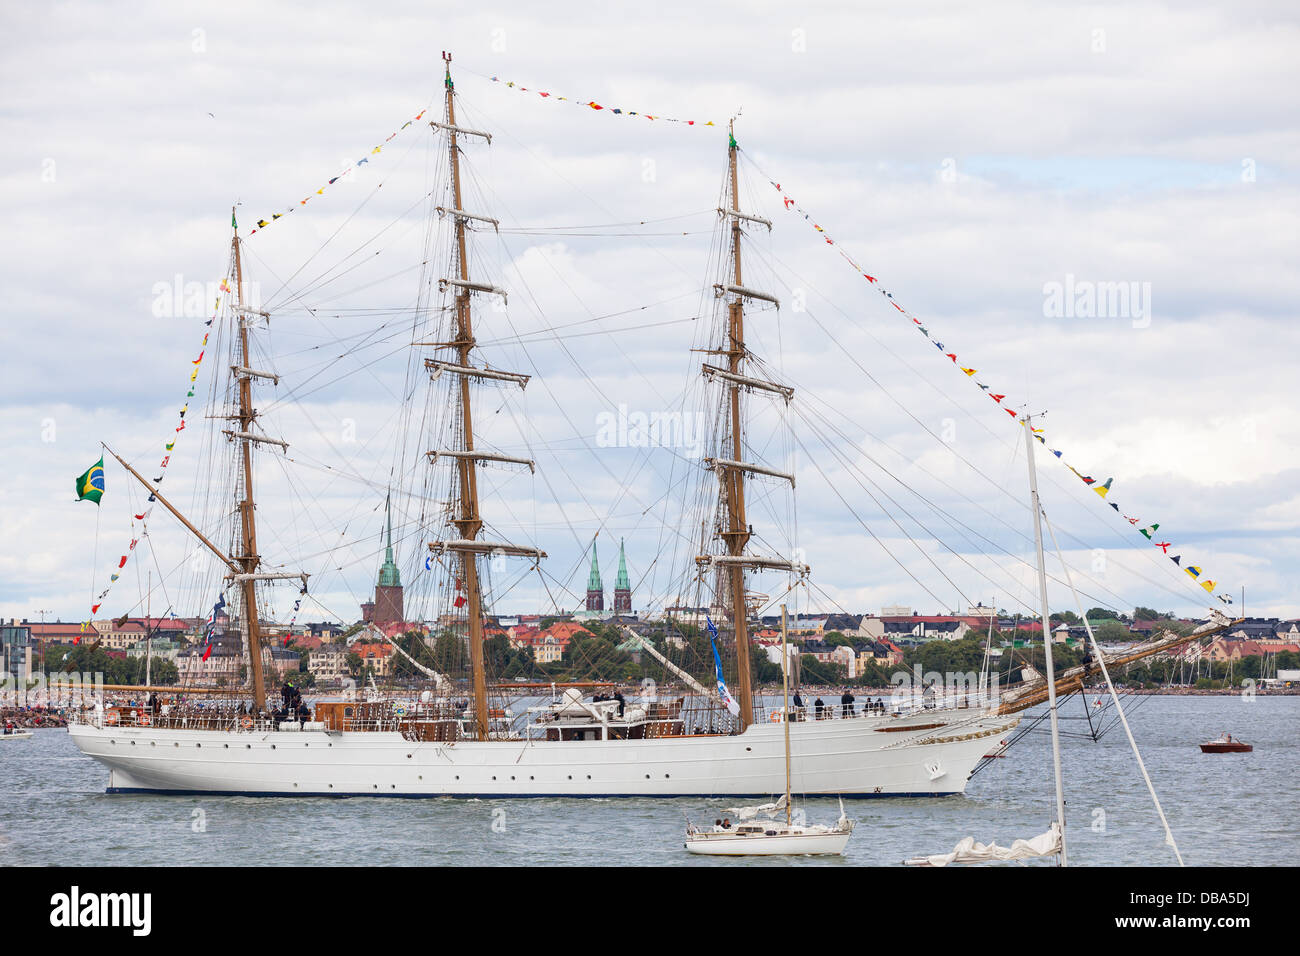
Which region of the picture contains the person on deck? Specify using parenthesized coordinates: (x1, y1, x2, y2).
(814, 697, 825, 719)
(840, 689, 855, 718)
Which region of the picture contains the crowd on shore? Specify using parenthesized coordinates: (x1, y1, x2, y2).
(0, 705, 68, 729)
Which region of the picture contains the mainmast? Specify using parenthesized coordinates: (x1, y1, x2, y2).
(696, 124, 801, 730)
(426, 53, 544, 741)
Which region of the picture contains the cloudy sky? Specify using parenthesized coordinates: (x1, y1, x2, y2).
(3, 0, 1297, 629)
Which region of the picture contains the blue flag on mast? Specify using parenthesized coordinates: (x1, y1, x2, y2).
(706, 616, 741, 717)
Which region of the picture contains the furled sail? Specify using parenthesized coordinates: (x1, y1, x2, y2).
(904, 822, 1061, 867)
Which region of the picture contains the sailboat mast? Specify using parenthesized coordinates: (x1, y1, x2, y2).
(724, 121, 754, 729)
(1022, 414, 1068, 866)
(232, 216, 268, 714)
(442, 53, 490, 741)
(781, 604, 792, 826)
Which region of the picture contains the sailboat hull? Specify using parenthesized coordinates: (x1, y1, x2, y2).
(69, 711, 1015, 798)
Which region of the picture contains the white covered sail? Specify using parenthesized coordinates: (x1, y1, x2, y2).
(905, 822, 1061, 867)
(725, 793, 789, 820)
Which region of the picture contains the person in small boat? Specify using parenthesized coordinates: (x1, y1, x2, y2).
(722, 818, 732, 830)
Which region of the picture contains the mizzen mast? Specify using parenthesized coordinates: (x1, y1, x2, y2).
(231, 216, 273, 713)
(696, 124, 805, 730)
(426, 53, 545, 741)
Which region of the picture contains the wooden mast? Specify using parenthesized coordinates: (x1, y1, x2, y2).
(443, 53, 489, 741)
(724, 121, 754, 729)
(232, 215, 268, 714)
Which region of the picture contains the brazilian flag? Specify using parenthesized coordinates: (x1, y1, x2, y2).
(75, 456, 105, 504)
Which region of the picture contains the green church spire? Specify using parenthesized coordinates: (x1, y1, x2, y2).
(588, 547, 603, 591)
(378, 493, 401, 588)
(615, 538, 630, 591)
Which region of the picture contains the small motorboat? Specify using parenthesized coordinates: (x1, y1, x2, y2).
(1200, 733, 1252, 754)
(1, 729, 33, 741)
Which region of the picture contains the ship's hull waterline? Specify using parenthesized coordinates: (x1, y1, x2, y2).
(69, 712, 1017, 798)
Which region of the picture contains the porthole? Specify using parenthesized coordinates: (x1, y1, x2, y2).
(586, 774, 592, 780)
(196, 743, 201, 748)
(271, 744, 276, 750)
(150, 741, 155, 747)
(246, 744, 251, 749)
(174, 742, 179, 748)
(645, 774, 650, 779)
(130, 741, 135, 746)
(223, 744, 229, 749)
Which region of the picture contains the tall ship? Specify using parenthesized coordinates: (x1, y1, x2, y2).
(67, 55, 1233, 797)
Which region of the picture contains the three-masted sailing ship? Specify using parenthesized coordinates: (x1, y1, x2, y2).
(68, 55, 1233, 798)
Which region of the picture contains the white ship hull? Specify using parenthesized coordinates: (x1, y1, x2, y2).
(68, 711, 1016, 798)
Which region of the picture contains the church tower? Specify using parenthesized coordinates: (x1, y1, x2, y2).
(613, 538, 632, 614)
(372, 494, 404, 626)
(586, 546, 604, 612)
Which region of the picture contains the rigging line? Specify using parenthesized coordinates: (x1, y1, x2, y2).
(743, 218, 1206, 607)
(472, 288, 699, 343)
(476, 315, 697, 348)
(1042, 504, 1186, 866)
(787, 426, 952, 611)
(792, 405, 999, 612)
(257, 115, 434, 307)
(748, 276, 1197, 611)
(233, 259, 411, 417)
(495, 209, 715, 230)
(262, 186, 440, 312)
(498, 229, 711, 238)
(785, 382, 1139, 614)
(257, 338, 411, 416)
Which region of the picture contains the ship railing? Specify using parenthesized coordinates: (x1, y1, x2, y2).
(754, 692, 996, 724)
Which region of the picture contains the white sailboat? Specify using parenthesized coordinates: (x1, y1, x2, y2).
(686, 605, 853, 855)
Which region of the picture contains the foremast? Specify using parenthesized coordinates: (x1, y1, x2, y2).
(425, 53, 545, 741)
(696, 124, 805, 729)
(107, 212, 305, 715)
